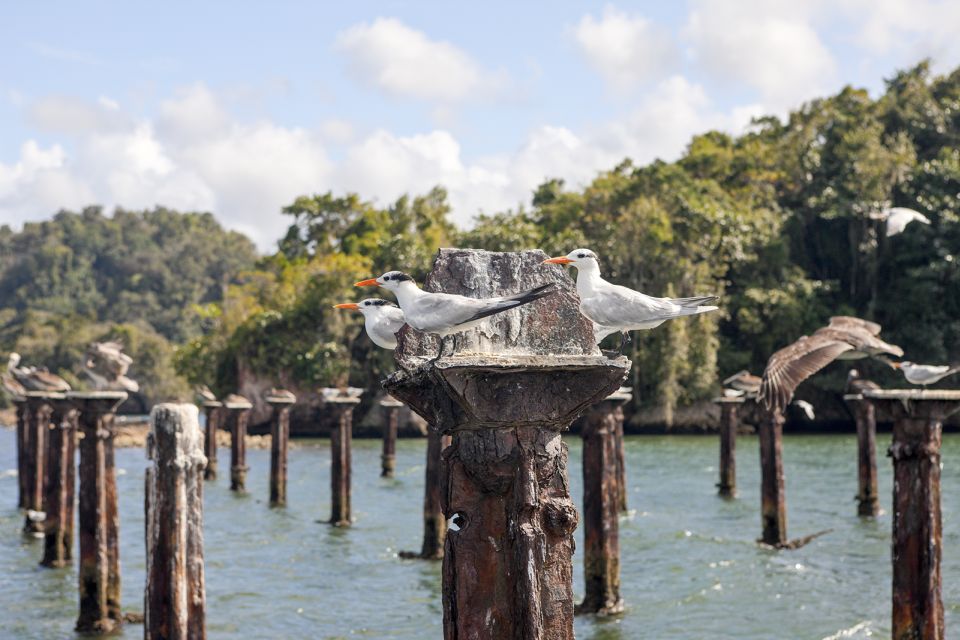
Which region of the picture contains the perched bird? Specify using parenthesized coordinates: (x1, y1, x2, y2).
(195, 384, 217, 404)
(845, 369, 880, 395)
(723, 370, 762, 396)
(792, 400, 816, 421)
(82, 341, 139, 392)
(333, 298, 406, 350)
(869, 207, 931, 237)
(760, 316, 903, 413)
(355, 271, 558, 359)
(722, 388, 745, 398)
(890, 361, 960, 386)
(543, 249, 718, 350)
(1, 370, 26, 399)
(7, 353, 71, 393)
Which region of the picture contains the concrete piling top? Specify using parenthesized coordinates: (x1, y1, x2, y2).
(23, 390, 66, 401)
(264, 389, 297, 405)
(200, 400, 223, 408)
(65, 390, 128, 413)
(606, 386, 633, 403)
(862, 389, 960, 401)
(379, 396, 404, 408)
(223, 393, 253, 410)
(321, 387, 363, 405)
(863, 388, 960, 420)
(147, 403, 206, 468)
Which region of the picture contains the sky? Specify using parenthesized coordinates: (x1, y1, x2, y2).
(2, 1, 960, 251)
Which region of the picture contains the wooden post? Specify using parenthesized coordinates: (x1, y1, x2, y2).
(41, 395, 77, 567)
(714, 397, 744, 498)
(844, 394, 879, 517)
(758, 409, 787, 547)
(15, 397, 28, 509)
(266, 391, 296, 507)
(326, 395, 360, 526)
(145, 403, 207, 640)
(577, 387, 631, 616)
(380, 398, 402, 478)
(224, 396, 252, 492)
(201, 401, 222, 481)
(70, 391, 127, 634)
(865, 390, 960, 640)
(23, 392, 53, 535)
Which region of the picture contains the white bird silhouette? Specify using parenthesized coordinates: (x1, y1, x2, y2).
(869, 207, 931, 237)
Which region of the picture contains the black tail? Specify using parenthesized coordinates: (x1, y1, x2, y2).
(462, 283, 560, 323)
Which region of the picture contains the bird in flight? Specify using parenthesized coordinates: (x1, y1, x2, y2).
(355, 271, 558, 359)
(759, 316, 902, 413)
(868, 206, 931, 237)
(334, 298, 406, 350)
(6, 352, 71, 393)
(543, 248, 718, 351)
(890, 361, 960, 386)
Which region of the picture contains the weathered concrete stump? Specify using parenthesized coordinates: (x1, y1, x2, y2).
(380, 397, 403, 478)
(145, 404, 207, 640)
(201, 401, 222, 481)
(14, 397, 28, 509)
(844, 394, 879, 517)
(713, 397, 744, 498)
(42, 395, 77, 567)
(266, 390, 296, 507)
(385, 248, 631, 640)
(865, 390, 960, 640)
(577, 387, 631, 616)
(70, 390, 127, 634)
(224, 396, 252, 492)
(325, 391, 361, 526)
(758, 409, 787, 547)
(23, 392, 54, 535)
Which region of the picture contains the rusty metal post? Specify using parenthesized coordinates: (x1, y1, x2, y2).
(23, 392, 54, 535)
(15, 397, 28, 509)
(401, 428, 448, 559)
(266, 391, 296, 507)
(758, 409, 787, 547)
(41, 395, 77, 567)
(224, 396, 252, 492)
(327, 395, 360, 526)
(145, 404, 207, 640)
(613, 404, 628, 513)
(201, 401, 222, 481)
(714, 397, 744, 498)
(380, 398, 402, 478)
(865, 390, 960, 640)
(577, 387, 631, 616)
(70, 391, 127, 634)
(844, 394, 879, 517)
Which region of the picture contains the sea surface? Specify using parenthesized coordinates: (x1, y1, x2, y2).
(0, 425, 958, 640)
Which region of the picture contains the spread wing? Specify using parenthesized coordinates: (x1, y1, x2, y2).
(760, 334, 854, 413)
(828, 316, 881, 336)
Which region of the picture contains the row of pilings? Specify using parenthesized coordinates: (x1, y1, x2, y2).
(714, 390, 960, 640)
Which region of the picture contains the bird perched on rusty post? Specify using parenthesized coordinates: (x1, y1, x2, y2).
(7, 352, 71, 393)
(723, 370, 762, 397)
(82, 341, 139, 392)
(759, 317, 903, 413)
(845, 369, 880, 395)
(890, 361, 960, 386)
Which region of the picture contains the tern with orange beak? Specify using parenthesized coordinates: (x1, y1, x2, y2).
(355, 270, 559, 359)
(890, 360, 960, 386)
(543, 248, 719, 351)
(333, 298, 406, 350)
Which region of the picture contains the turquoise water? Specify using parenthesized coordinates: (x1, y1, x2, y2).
(0, 426, 958, 639)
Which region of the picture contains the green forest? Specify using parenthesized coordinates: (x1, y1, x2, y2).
(2, 61, 958, 423)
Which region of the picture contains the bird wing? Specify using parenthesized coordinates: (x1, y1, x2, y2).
(816, 325, 903, 358)
(410, 285, 556, 332)
(760, 335, 854, 412)
(828, 316, 881, 336)
(581, 282, 679, 327)
(381, 305, 407, 334)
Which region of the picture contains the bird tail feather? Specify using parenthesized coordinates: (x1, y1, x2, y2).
(463, 283, 559, 323)
(671, 295, 719, 308)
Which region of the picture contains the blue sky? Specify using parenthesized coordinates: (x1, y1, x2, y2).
(2, 1, 959, 250)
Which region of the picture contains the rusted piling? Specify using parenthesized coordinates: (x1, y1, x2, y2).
(385, 248, 630, 640)
(15, 397, 28, 509)
(201, 400, 222, 481)
(758, 409, 787, 547)
(613, 400, 628, 512)
(145, 404, 207, 640)
(223, 395, 252, 492)
(713, 397, 744, 498)
(326, 392, 361, 526)
(266, 390, 296, 507)
(380, 397, 403, 478)
(844, 394, 879, 517)
(23, 392, 54, 535)
(865, 390, 960, 640)
(577, 387, 631, 616)
(41, 395, 77, 567)
(70, 390, 127, 634)
(401, 429, 449, 559)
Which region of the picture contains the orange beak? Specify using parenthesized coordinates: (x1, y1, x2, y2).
(354, 278, 379, 287)
(890, 361, 902, 369)
(333, 303, 360, 310)
(543, 257, 574, 265)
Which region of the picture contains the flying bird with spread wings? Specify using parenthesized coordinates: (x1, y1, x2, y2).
(759, 317, 903, 413)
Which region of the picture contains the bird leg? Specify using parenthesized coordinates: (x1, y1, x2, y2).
(618, 331, 631, 354)
(430, 336, 447, 364)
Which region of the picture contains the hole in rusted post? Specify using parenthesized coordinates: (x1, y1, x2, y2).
(223, 395, 252, 493)
(844, 394, 879, 517)
(70, 390, 127, 634)
(201, 400, 222, 481)
(379, 398, 403, 478)
(41, 395, 77, 567)
(714, 397, 744, 499)
(266, 391, 296, 507)
(145, 403, 207, 640)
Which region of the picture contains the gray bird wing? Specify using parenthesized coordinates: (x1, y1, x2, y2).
(760, 335, 854, 412)
(581, 283, 678, 327)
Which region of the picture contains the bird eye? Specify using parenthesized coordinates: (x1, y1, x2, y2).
(577, 253, 585, 258)
(384, 275, 391, 281)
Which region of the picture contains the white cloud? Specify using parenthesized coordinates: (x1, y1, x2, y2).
(335, 17, 507, 102)
(27, 95, 132, 134)
(573, 5, 678, 91)
(684, 0, 837, 111)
